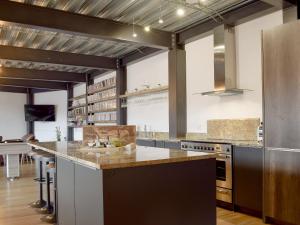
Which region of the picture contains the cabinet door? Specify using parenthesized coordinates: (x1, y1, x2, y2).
(56, 158, 75, 225)
(164, 141, 181, 149)
(74, 163, 104, 225)
(233, 147, 263, 214)
(136, 139, 156, 147)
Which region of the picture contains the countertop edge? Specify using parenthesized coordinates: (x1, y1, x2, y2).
(28, 142, 216, 170)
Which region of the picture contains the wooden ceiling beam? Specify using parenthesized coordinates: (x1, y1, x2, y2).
(0, 1, 172, 49)
(0, 86, 28, 93)
(0, 45, 117, 70)
(0, 67, 86, 83)
(0, 79, 68, 90)
(259, 0, 297, 8)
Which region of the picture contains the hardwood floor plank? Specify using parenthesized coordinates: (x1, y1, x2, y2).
(0, 164, 269, 225)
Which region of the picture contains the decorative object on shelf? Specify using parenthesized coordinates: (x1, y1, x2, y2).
(55, 126, 62, 142)
(120, 85, 168, 99)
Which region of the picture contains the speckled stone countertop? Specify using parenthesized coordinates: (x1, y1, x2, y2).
(137, 137, 263, 148)
(28, 141, 216, 170)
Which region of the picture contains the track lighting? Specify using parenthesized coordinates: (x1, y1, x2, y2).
(176, 8, 185, 16)
(132, 17, 137, 38)
(144, 26, 151, 32)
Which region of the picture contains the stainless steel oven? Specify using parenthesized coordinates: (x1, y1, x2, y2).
(181, 141, 233, 203)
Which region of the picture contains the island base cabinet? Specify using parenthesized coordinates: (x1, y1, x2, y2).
(56, 158, 76, 225)
(74, 164, 104, 225)
(57, 158, 104, 225)
(57, 158, 216, 225)
(103, 159, 216, 225)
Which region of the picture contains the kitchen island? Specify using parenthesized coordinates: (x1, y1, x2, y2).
(29, 141, 217, 225)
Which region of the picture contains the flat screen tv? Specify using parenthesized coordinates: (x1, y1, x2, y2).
(25, 105, 55, 122)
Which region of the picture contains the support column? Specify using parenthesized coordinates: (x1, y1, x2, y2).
(26, 88, 34, 134)
(67, 83, 74, 141)
(116, 65, 127, 125)
(85, 73, 94, 125)
(168, 43, 187, 139)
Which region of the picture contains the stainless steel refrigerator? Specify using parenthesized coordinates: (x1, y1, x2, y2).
(263, 21, 300, 225)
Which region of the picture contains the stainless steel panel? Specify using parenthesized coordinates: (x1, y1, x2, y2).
(263, 21, 300, 149)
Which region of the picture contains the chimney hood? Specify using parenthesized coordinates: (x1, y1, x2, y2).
(201, 25, 247, 96)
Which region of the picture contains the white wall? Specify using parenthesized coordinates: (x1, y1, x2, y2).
(34, 91, 67, 142)
(127, 52, 169, 132)
(0, 92, 27, 140)
(186, 11, 283, 133)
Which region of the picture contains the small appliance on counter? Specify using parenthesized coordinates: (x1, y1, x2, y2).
(181, 140, 233, 207)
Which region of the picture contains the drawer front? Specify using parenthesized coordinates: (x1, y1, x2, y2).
(216, 187, 232, 203)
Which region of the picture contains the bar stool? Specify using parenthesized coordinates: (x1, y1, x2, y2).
(36, 154, 55, 215)
(29, 151, 47, 208)
(41, 164, 56, 224)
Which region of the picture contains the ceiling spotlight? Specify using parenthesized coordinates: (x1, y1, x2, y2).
(176, 8, 185, 16)
(158, 18, 164, 24)
(132, 33, 137, 38)
(144, 26, 151, 32)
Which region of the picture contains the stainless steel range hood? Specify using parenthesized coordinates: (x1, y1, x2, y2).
(201, 25, 246, 96)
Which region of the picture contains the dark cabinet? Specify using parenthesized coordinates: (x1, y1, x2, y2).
(136, 139, 181, 149)
(164, 140, 181, 149)
(136, 139, 156, 147)
(233, 146, 263, 216)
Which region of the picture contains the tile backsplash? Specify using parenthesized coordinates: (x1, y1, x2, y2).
(207, 118, 260, 141)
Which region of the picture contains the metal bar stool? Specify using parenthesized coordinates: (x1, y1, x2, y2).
(41, 164, 56, 224)
(36, 154, 55, 215)
(29, 151, 47, 208)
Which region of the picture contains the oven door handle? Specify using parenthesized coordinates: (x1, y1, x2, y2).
(216, 154, 231, 161)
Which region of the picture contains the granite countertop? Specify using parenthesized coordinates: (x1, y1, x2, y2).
(137, 137, 263, 148)
(28, 141, 216, 170)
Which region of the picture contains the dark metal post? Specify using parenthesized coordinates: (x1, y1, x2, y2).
(116, 64, 127, 125)
(168, 38, 187, 139)
(26, 88, 34, 134)
(67, 83, 74, 141)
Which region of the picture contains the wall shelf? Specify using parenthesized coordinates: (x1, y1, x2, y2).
(119, 86, 168, 99)
(88, 108, 117, 114)
(68, 94, 86, 101)
(88, 120, 117, 124)
(68, 104, 87, 110)
(88, 96, 117, 104)
(88, 84, 116, 95)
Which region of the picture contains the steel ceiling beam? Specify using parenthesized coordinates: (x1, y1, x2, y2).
(0, 67, 86, 83)
(0, 79, 68, 90)
(178, 0, 275, 44)
(0, 45, 117, 70)
(0, 1, 173, 49)
(120, 47, 165, 66)
(259, 0, 297, 8)
(0, 86, 28, 93)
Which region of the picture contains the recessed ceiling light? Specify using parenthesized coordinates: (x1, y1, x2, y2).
(132, 33, 137, 38)
(144, 26, 151, 32)
(158, 18, 164, 24)
(176, 8, 185, 16)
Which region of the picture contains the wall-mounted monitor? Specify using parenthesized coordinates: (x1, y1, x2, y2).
(24, 105, 56, 122)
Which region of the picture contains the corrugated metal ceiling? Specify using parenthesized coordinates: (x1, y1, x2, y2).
(10, 0, 252, 32)
(0, 0, 252, 73)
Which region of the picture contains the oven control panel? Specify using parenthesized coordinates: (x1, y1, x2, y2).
(181, 141, 232, 154)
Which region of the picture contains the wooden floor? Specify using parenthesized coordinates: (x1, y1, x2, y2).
(0, 164, 268, 225)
